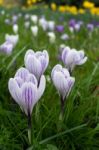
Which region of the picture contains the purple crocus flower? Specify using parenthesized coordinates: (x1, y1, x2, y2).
(8, 67, 46, 116)
(62, 47, 87, 72)
(69, 19, 76, 28)
(24, 50, 49, 81)
(0, 41, 13, 55)
(55, 25, 64, 32)
(69, 19, 82, 32)
(51, 64, 75, 116)
(87, 24, 94, 31)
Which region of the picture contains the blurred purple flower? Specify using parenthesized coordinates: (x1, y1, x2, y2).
(87, 24, 94, 31)
(0, 41, 13, 55)
(55, 25, 64, 32)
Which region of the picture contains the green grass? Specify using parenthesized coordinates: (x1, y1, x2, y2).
(0, 7, 99, 150)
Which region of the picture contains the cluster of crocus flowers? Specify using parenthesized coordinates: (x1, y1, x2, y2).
(0, 34, 19, 55)
(51, 45, 87, 120)
(8, 49, 49, 145)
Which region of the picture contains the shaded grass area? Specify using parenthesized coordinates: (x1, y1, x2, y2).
(0, 7, 99, 150)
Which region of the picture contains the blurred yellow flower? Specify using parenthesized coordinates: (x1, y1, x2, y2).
(69, 6, 78, 15)
(78, 8, 85, 14)
(83, 1, 94, 9)
(65, 5, 70, 12)
(58, 6, 66, 13)
(0, 0, 3, 5)
(51, 3, 57, 11)
(32, 0, 36, 3)
(27, 0, 32, 5)
(90, 7, 99, 15)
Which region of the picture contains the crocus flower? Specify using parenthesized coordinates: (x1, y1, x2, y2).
(47, 32, 56, 43)
(62, 47, 87, 72)
(39, 17, 48, 31)
(8, 67, 46, 116)
(55, 25, 64, 32)
(51, 64, 75, 115)
(13, 24, 18, 34)
(69, 19, 82, 32)
(60, 33, 69, 40)
(31, 26, 38, 37)
(24, 14, 30, 20)
(24, 21, 30, 29)
(0, 41, 13, 55)
(31, 15, 38, 24)
(24, 50, 49, 81)
(5, 34, 19, 47)
(58, 44, 66, 61)
(48, 21, 55, 31)
(5, 19, 11, 25)
(87, 23, 94, 31)
(12, 15, 18, 24)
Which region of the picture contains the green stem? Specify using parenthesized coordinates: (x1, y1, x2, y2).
(59, 96, 65, 121)
(28, 113, 32, 146)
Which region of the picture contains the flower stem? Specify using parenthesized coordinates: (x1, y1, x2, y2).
(28, 113, 32, 146)
(59, 96, 65, 121)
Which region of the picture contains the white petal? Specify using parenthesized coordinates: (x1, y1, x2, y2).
(8, 78, 22, 107)
(25, 55, 42, 80)
(51, 64, 62, 79)
(77, 57, 88, 65)
(24, 49, 34, 63)
(37, 75, 46, 100)
(52, 72, 69, 99)
(15, 67, 29, 82)
(27, 74, 38, 86)
(62, 47, 70, 63)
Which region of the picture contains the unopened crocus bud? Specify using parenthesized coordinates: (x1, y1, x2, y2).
(47, 32, 56, 43)
(24, 50, 49, 81)
(51, 64, 75, 116)
(31, 26, 38, 37)
(60, 34, 69, 40)
(62, 47, 87, 72)
(24, 21, 30, 29)
(13, 24, 18, 34)
(31, 15, 38, 24)
(51, 64, 75, 100)
(8, 67, 46, 116)
(39, 17, 48, 31)
(48, 21, 55, 31)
